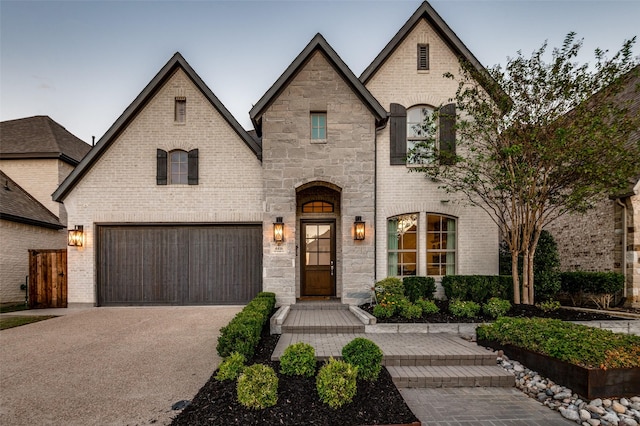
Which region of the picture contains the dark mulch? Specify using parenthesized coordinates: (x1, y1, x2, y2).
(358, 300, 627, 323)
(172, 331, 418, 426)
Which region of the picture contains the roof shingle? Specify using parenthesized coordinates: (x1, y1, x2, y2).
(0, 170, 63, 229)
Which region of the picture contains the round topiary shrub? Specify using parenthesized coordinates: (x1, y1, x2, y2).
(482, 297, 511, 319)
(341, 337, 383, 381)
(215, 351, 246, 381)
(236, 364, 278, 410)
(316, 358, 358, 409)
(279, 342, 316, 377)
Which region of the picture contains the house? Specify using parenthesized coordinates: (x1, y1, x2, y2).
(0, 116, 90, 303)
(545, 66, 640, 308)
(53, 1, 499, 307)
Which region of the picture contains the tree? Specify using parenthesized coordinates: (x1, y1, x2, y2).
(411, 33, 640, 304)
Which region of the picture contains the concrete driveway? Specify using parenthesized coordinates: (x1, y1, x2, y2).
(0, 306, 241, 426)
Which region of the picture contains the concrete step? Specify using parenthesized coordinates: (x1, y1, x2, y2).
(291, 301, 348, 310)
(388, 365, 514, 388)
(280, 307, 365, 334)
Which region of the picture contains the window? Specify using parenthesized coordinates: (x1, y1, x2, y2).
(406, 106, 436, 164)
(311, 112, 326, 140)
(417, 44, 429, 70)
(426, 214, 456, 275)
(387, 214, 418, 277)
(156, 148, 198, 185)
(302, 201, 334, 213)
(175, 97, 186, 123)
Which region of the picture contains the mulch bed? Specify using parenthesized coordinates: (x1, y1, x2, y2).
(358, 299, 627, 323)
(172, 331, 419, 426)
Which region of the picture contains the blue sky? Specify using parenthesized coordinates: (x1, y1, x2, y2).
(1, 0, 638, 143)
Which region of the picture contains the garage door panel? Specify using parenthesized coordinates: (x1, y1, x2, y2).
(99, 228, 144, 304)
(141, 228, 181, 304)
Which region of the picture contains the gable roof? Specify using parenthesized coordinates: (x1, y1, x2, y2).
(0, 170, 63, 229)
(53, 52, 261, 202)
(250, 33, 387, 137)
(0, 115, 91, 166)
(360, 1, 505, 104)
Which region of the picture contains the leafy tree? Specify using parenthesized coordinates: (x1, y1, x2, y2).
(411, 33, 639, 304)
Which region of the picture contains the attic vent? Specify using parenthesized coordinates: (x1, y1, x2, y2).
(175, 97, 186, 123)
(417, 44, 429, 71)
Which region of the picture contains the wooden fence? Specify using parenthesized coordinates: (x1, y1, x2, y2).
(28, 249, 67, 308)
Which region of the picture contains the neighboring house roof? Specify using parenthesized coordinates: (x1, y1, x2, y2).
(0, 115, 91, 166)
(250, 33, 388, 137)
(359, 1, 506, 106)
(0, 170, 63, 229)
(53, 52, 261, 202)
(614, 65, 640, 196)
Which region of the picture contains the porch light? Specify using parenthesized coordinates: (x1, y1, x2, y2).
(354, 216, 365, 240)
(273, 217, 284, 243)
(68, 225, 84, 247)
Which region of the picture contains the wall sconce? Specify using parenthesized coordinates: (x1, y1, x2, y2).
(68, 225, 84, 247)
(273, 217, 284, 244)
(354, 216, 365, 240)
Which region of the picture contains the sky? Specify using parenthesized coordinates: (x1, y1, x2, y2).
(1, 0, 639, 144)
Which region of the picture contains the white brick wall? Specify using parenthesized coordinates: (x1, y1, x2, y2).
(0, 220, 66, 303)
(366, 19, 499, 286)
(63, 68, 264, 304)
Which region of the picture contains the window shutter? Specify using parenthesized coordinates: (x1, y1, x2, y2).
(439, 103, 456, 165)
(188, 149, 199, 185)
(390, 103, 407, 165)
(157, 149, 167, 185)
(417, 44, 429, 70)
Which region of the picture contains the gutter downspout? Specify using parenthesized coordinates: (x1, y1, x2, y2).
(374, 116, 389, 284)
(615, 198, 628, 301)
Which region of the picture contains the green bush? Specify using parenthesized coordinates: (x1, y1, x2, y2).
(279, 342, 316, 378)
(237, 364, 278, 409)
(372, 303, 395, 319)
(399, 302, 422, 319)
(448, 299, 481, 318)
(477, 317, 640, 369)
(560, 271, 624, 295)
(536, 300, 561, 312)
(215, 352, 246, 381)
(316, 358, 358, 408)
(342, 338, 383, 381)
(482, 298, 511, 319)
(415, 298, 439, 315)
(441, 275, 512, 303)
(402, 276, 436, 301)
(374, 277, 404, 299)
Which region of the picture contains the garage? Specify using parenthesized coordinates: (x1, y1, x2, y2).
(97, 225, 262, 306)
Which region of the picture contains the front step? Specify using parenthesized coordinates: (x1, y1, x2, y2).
(388, 365, 514, 388)
(281, 305, 365, 334)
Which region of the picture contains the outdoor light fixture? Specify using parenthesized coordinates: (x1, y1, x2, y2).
(273, 217, 284, 243)
(68, 225, 84, 247)
(354, 216, 365, 240)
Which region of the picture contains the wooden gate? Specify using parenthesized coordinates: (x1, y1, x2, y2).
(28, 249, 67, 308)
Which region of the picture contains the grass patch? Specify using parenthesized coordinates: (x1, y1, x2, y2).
(0, 315, 56, 330)
(0, 304, 29, 314)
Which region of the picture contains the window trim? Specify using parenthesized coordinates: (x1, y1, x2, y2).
(406, 105, 436, 166)
(310, 112, 327, 140)
(169, 149, 188, 185)
(426, 214, 457, 276)
(387, 213, 418, 278)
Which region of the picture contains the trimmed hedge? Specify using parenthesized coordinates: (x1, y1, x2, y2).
(216, 292, 276, 359)
(477, 317, 640, 369)
(441, 275, 512, 303)
(403, 276, 436, 301)
(560, 271, 624, 295)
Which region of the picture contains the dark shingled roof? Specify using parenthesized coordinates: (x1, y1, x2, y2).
(0, 116, 91, 165)
(0, 170, 63, 229)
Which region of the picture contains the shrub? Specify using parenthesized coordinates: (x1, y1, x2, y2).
(415, 298, 439, 315)
(560, 271, 624, 307)
(237, 364, 278, 409)
(477, 317, 640, 369)
(215, 352, 246, 381)
(217, 293, 275, 358)
(482, 297, 511, 319)
(448, 299, 481, 318)
(374, 277, 404, 300)
(373, 303, 395, 319)
(536, 300, 561, 312)
(280, 342, 316, 378)
(342, 338, 383, 381)
(402, 276, 436, 301)
(441, 275, 512, 303)
(399, 302, 422, 319)
(316, 358, 358, 408)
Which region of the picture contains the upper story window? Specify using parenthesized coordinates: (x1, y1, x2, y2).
(302, 201, 334, 213)
(387, 214, 418, 278)
(417, 44, 429, 70)
(175, 97, 186, 123)
(406, 106, 436, 164)
(156, 148, 198, 185)
(311, 112, 326, 140)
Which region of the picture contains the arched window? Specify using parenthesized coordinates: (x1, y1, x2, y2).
(387, 214, 418, 277)
(302, 201, 334, 213)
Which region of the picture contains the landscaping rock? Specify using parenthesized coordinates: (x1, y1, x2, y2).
(587, 419, 601, 426)
(592, 399, 603, 407)
(560, 407, 580, 422)
(580, 409, 591, 421)
(613, 401, 627, 414)
(601, 412, 620, 424)
(587, 404, 606, 415)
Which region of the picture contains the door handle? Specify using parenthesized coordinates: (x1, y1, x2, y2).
(330, 260, 334, 276)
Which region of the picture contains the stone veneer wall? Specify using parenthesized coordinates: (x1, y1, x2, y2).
(260, 51, 376, 306)
(63, 68, 264, 304)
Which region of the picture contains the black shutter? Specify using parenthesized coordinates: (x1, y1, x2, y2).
(157, 149, 167, 185)
(390, 103, 407, 165)
(188, 149, 199, 185)
(439, 103, 456, 165)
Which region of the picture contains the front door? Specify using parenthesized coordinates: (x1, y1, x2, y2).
(301, 221, 336, 296)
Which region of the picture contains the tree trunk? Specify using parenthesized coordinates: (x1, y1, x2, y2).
(512, 252, 521, 304)
(526, 252, 535, 305)
(521, 247, 530, 305)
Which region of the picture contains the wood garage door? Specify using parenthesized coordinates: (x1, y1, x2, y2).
(97, 225, 262, 306)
